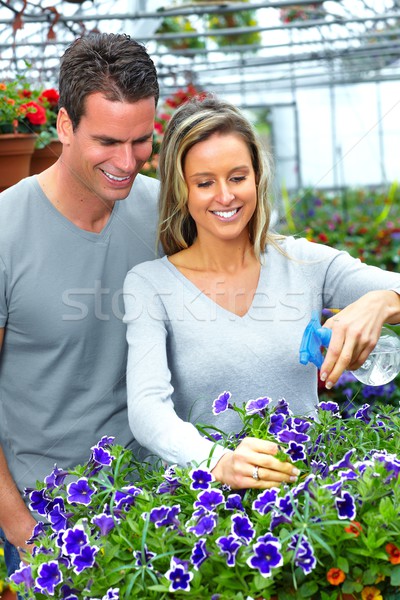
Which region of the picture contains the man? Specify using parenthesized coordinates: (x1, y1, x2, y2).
(0, 32, 160, 576)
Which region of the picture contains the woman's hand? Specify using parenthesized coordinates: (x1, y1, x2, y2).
(320, 290, 400, 389)
(211, 437, 300, 489)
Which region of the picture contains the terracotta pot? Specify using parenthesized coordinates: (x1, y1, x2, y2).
(0, 588, 17, 599)
(0, 133, 36, 192)
(29, 139, 62, 175)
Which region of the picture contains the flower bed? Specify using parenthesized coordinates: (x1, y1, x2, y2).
(10, 396, 400, 599)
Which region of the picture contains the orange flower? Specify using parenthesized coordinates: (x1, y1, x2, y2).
(344, 521, 362, 536)
(361, 586, 383, 600)
(385, 542, 400, 564)
(326, 568, 346, 585)
(0, 82, 6, 91)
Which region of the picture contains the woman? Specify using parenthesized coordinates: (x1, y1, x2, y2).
(123, 95, 400, 489)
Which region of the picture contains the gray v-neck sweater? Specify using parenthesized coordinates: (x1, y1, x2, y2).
(123, 236, 400, 468)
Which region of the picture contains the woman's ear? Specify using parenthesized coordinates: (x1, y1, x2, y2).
(57, 107, 74, 145)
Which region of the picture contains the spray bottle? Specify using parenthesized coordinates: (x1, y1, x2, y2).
(299, 310, 400, 386)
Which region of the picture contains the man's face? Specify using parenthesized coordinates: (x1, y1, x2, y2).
(59, 92, 156, 205)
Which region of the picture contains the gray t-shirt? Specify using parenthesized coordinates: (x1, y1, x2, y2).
(123, 237, 400, 468)
(0, 174, 159, 493)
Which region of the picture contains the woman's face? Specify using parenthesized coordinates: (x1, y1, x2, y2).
(183, 131, 257, 245)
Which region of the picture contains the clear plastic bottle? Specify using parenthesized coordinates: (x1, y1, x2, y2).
(300, 312, 400, 387)
(351, 327, 400, 385)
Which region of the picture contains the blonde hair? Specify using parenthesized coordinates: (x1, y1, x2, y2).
(158, 94, 281, 259)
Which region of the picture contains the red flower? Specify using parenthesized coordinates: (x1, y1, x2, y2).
(318, 232, 329, 243)
(344, 521, 362, 536)
(19, 89, 32, 98)
(326, 567, 346, 585)
(39, 88, 59, 107)
(20, 101, 47, 125)
(385, 542, 400, 564)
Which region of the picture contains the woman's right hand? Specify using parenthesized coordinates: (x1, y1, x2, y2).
(211, 437, 300, 489)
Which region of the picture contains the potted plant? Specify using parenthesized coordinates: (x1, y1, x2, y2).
(9, 394, 400, 599)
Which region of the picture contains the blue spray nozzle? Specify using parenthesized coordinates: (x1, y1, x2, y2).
(299, 310, 332, 369)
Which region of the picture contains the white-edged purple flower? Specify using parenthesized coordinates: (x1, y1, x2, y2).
(268, 413, 286, 435)
(329, 449, 355, 472)
(292, 474, 316, 498)
(92, 512, 116, 536)
(285, 441, 306, 462)
(226, 493, 244, 512)
(10, 563, 34, 589)
(212, 391, 232, 415)
(246, 540, 283, 577)
(114, 485, 141, 510)
(335, 491, 356, 520)
(252, 488, 279, 515)
(194, 489, 225, 512)
(102, 588, 119, 600)
(288, 534, 316, 575)
(28, 489, 50, 516)
(355, 403, 371, 423)
(35, 560, 63, 595)
(66, 477, 95, 506)
(231, 514, 255, 544)
(62, 526, 89, 556)
(133, 544, 156, 568)
(190, 468, 214, 491)
(317, 400, 340, 414)
(216, 535, 242, 567)
(149, 504, 181, 529)
(270, 494, 295, 529)
(48, 503, 69, 532)
(274, 398, 292, 416)
(44, 465, 68, 490)
(188, 513, 217, 537)
(191, 538, 210, 570)
(26, 521, 46, 545)
(71, 544, 99, 574)
(96, 435, 115, 448)
(165, 557, 193, 592)
(277, 429, 309, 444)
(245, 396, 271, 416)
(91, 445, 114, 467)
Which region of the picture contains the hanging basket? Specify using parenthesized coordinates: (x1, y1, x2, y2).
(0, 134, 36, 192)
(30, 139, 62, 175)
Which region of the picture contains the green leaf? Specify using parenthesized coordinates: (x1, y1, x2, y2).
(299, 581, 319, 597)
(337, 556, 349, 573)
(390, 564, 400, 586)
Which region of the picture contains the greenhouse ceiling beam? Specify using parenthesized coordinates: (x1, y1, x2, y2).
(0, 0, 325, 24)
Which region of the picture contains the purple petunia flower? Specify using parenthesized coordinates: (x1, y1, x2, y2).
(335, 491, 356, 520)
(252, 488, 279, 515)
(28, 489, 50, 516)
(67, 478, 95, 506)
(285, 441, 306, 462)
(26, 521, 46, 545)
(289, 534, 317, 575)
(133, 544, 156, 568)
(188, 513, 217, 537)
(60, 583, 80, 599)
(96, 435, 115, 448)
(92, 512, 116, 536)
(330, 449, 355, 472)
(274, 398, 292, 416)
(62, 526, 89, 556)
(270, 494, 295, 529)
(91, 445, 114, 467)
(212, 391, 232, 415)
(10, 563, 34, 589)
(48, 504, 69, 532)
(216, 535, 242, 567)
(190, 468, 214, 491)
(150, 504, 181, 529)
(71, 544, 99, 574)
(102, 589, 119, 600)
(157, 479, 181, 495)
(246, 540, 283, 577)
(165, 557, 193, 592)
(276, 429, 309, 444)
(191, 538, 210, 570)
(317, 400, 340, 414)
(268, 413, 286, 435)
(226, 493, 244, 512)
(194, 489, 225, 512)
(44, 465, 69, 490)
(114, 485, 141, 510)
(231, 513, 255, 544)
(355, 403, 371, 423)
(245, 396, 271, 415)
(35, 560, 63, 595)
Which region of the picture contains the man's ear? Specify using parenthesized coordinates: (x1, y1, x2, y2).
(57, 107, 74, 145)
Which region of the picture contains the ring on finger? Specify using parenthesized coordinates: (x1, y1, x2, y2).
(252, 465, 260, 481)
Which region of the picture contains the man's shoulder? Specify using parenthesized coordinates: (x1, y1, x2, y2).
(0, 177, 37, 210)
(129, 173, 159, 200)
